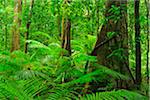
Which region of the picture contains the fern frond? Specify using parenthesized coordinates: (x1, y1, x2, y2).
(80, 89, 148, 100)
(0, 79, 32, 100)
(15, 69, 50, 80)
(62, 66, 128, 87)
(47, 87, 78, 100)
(27, 40, 51, 51)
(22, 78, 48, 98)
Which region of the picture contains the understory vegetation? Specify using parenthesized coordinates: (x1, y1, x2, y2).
(0, 0, 149, 100)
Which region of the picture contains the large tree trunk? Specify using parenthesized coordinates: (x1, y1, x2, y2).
(94, 0, 134, 89)
(11, 0, 22, 52)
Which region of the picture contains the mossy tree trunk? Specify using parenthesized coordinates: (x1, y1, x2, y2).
(11, 0, 22, 52)
(145, 0, 150, 96)
(94, 0, 134, 89)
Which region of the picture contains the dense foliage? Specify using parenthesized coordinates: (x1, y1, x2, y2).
(0, 0, 149, 99)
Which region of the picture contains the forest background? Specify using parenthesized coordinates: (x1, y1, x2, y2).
(0, 0, 149, 99)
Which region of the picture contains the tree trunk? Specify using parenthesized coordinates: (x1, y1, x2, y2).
(145, 0, 150, 96)
(4, 0, 8, 50)
(134, 0, 141, 89)
(57, 0, 61, 37)
(24, 0, 34, 53)
(11, 0, 22, 52)
(145, 0, 150, 95)
(95, 0, 100, 35)
(93, 0, 134, 89)
(5, 24, 8, 50)
(61, 0, 71, 56)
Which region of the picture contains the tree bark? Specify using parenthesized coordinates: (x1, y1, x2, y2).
(4, 0, 8, 50)
(134, 0, 141, 89)
(93, 0, 133, 89)
(11, 0, 22, 52)
(61, 0, 71, 56)
(95, 0, 100, 35)
(145, 0, 149, 95)
(57, 0, 61, 37)
(24, 0, 34, 53)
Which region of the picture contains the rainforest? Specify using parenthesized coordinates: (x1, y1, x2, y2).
(0, 0, 149, 100)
